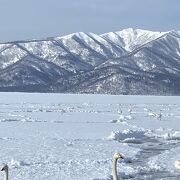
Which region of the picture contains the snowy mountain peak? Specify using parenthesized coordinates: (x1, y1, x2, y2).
(101, 28, 168, 51)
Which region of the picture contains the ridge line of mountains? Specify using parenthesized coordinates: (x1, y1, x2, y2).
(0, 28, 180, 95)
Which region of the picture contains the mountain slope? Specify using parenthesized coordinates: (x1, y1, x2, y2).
(0, 28, 180, 95)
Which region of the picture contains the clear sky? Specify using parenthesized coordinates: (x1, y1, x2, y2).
(0, 0, 179, 42)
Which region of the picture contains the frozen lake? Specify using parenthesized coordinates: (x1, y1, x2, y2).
(0, 93, 180, 179)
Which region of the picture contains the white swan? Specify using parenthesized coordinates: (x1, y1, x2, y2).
(148, 110, 162, 120)
(175, 160, 180, 170)
(1, 164, 8, 180)
(128, 107, 132, 114)
(112, 152, 124, 180)
(156, 110, 162, 120)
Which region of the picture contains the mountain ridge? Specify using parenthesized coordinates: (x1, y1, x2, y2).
(0, 28, 180, 95)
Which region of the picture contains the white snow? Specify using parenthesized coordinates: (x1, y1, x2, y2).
(101, 28, 167, 51)
(161, 131, 180, 140)
(0, 44, 27, 69)
(107, 128, 152, 144)
(0, 93, 180, 179)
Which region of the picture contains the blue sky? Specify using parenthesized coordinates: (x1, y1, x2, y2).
(0, 0, 179, 42)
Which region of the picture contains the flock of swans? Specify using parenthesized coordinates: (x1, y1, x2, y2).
(1, 153, 179, 180)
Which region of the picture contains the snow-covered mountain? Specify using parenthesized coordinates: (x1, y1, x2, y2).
(0, 28, 180, 95)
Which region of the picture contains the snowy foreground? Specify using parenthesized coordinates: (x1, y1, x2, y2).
(0, 93, 180, 180)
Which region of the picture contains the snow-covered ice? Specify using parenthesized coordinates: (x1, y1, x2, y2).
(0, 93, 180, 179)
